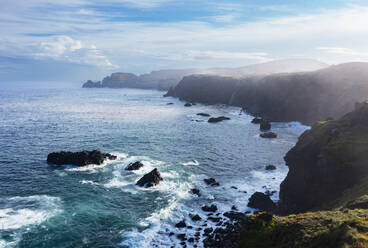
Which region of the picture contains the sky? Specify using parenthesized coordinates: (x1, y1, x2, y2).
(2, 0, 368, 82)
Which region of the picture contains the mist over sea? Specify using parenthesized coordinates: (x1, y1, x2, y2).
(0, 82, 309, 248)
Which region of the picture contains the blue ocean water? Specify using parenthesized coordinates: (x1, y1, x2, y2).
(0, 82, 309, 248)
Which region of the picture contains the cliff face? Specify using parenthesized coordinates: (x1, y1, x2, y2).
(279, 101, 368, 214)
(166, 63, 368, 125)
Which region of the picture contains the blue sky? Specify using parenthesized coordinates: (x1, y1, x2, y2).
(2, 0, 368, 82)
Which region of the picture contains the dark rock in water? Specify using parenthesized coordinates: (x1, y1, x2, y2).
(208, 116, 230, 123)
(265, 190, 277, 196)
(208, 217, 221, 223)
(197, 113, 210, 117)
(125, 161, 144, 171)
(202, 204, 218, 212)
(251, 117, 262, 124)
(176, 233, 186, 241)
(184, 103, 192, 107)
(231, 205, 238, 211)
(265, 164, 276, 170)
(204, 228, 213, 235)
(260, 132, 277, 138)
(248, 192, 276, 212)
(231, 186, 238, 189)
(204, 178, 220, 186)
(188, 237, 194, 243)
(136, 168, 163, 187)
(260, 119, 271, 131)
(191, 188, 201, 196)
(169, 232, 174, 236)
(166, 102, 174, 105)
(191, 214, 202, 221)
(175, 220, 186, 228)
(47, 150, 116, 166)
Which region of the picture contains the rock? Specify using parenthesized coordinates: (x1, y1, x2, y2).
(176, 234, 186, 241)
(125, 161, 144, 171)
(265, 190, 277, 196)
(208, 116, 230, 123)
(197, 113, 210, 117)
(204, 178, 220, 186)
(191, 214, 202, 221)
(251, 117, 262, 124)
(260, 119, 271, 131)
(231, 205, 238, 211)
(166, 102, 174, 105)
(260, 132, 277, 139)
(202, 204, 218, 212)
(47, 150, 116, 166)
(175, 220, 186, 228)
(204, 228, 213, 235)
(169, 232, 174, 236)
(184, 103, 192, 107)
(265, 164, 276, 170)
(231, 186, 238, 189)
(208, 217, 221, 223)
(82, 80, 103, 88)
(280, 101, 368, 214)
(247, 192, 276, 212)
(136, 168, 163, 187)
(191, 188, 201, 196)
(188, 238, 194, 243)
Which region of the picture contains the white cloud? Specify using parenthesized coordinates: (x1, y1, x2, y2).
(317, 47, 368, 62)
(33, 36, 119, 69)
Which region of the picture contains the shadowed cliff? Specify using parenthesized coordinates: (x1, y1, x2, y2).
(166, 62, 368, 125)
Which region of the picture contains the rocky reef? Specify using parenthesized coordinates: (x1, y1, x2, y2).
(165, 62, 368, 125)
(47, 150, 116, 166)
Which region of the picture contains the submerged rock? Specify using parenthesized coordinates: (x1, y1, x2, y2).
(47, 150, 116, 166)
(265, 164, 277, 170)
(191, 188, 201, 196)
(247, 192, 276, 212)
(136, 168, 163, 187)
(208, 116, 230, 123)
(175, 220, 187, 228)
(191, 214, 202, 221)
(166, 102, 174, 105)
(260, 132, 277, 139)
(202, 204, 218, 212)
(184, 103, 192, 107)
(197, 113, 210, 117)
(125, 161, 144, 171)
(204, 178, 220, 186)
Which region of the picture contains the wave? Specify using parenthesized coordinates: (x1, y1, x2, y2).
(65, 152, 127, 172)
(181, 160, 200, 166)
(0, 195, 62, 248)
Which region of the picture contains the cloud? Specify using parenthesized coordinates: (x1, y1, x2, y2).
(317, 47, 368, 62)
(33, 36, 119, 69)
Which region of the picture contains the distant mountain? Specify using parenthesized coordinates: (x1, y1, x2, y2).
(165, 62, 368, 125)
(82, 59, 328, 90)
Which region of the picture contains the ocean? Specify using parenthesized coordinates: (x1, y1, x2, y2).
(0, 82, 309, 248)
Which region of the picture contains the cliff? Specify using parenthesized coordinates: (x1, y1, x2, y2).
(235, 102, 368, 248)
(279, 100, 368, 214)
(166, 62, 368, 125)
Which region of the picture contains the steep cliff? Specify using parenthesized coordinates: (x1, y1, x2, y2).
(279, 100, 368, 214)
(166, 62, 368, 125)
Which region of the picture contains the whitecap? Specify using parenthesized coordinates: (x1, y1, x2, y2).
(0, 195, 62, 230)
(181, 160, 200, 166)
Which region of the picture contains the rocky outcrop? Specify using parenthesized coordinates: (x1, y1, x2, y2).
(260, 120, 271, 131)
(125, 161, 144, 171)
(82, 80, 103, 88)
(204, 178, 220, 186)
(197, 113, 210, 117)
(265, 164, 276, 170)
(136, 168, 163, 187)
(47, 150, 116, 166)
(279, 101, 368, 214)
(165, 63, 368, 125)
(247, 192, 276, 212)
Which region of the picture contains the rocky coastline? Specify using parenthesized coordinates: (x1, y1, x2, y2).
(165, 62, 368, 125)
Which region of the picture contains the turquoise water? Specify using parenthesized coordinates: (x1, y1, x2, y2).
(0, 82, 308, 248)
